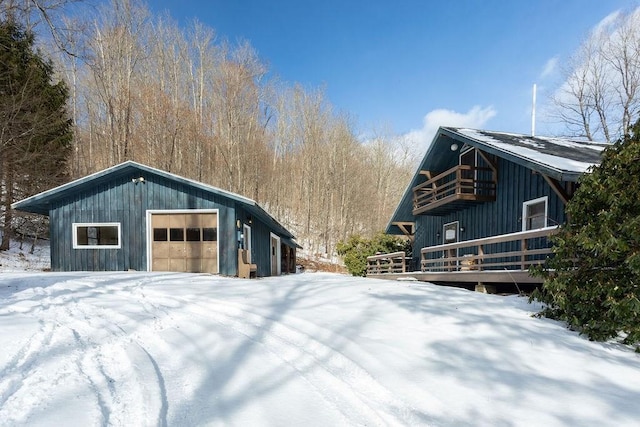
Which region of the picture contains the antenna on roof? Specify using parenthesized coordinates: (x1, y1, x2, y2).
(531, 83, 537, 137)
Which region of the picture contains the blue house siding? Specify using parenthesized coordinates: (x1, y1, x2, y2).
(411, 157, 568, 268)
(17, 162, 299, 276)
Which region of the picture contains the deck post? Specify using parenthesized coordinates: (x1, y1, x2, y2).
(475, 282, 496, 294)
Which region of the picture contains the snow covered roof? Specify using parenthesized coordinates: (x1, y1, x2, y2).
(385, 127, 609, 235)
(448, 127, 608, 175)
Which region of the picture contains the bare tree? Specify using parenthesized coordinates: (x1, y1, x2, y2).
(552, 8, 640, 142)
(0, 0, 86, 55)
(85, 0, 149, 164)
(54, 0, 415, 262)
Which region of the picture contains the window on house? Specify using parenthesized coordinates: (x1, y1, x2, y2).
(73, 223, 121, 249)
(522, 196, 548, 231)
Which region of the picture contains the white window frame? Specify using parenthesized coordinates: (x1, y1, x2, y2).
(73, 222, 122, 249)
(243, 224, 253, 263)
(270, 232, 282, 276)
(522, 196, 548, 231)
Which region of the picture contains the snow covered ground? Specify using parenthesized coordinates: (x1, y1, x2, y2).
(0, 238, 50, 272)
(1, 267, 639, 426)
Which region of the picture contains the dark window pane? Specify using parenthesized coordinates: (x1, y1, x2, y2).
(77, 227, 88, 245)
(99, 226, 118, 245)
(170, 228, 184, 241)
(202, 227, 217, 241)
(154, 228, 168, 241)
(528, 202, 545, 217)
(186, 227, 201, 242)
(525, 201, 546, 230)
(76, 225, 119, 246)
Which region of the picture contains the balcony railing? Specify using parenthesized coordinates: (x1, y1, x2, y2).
(366, 251, 411, 275)
(420, 226, 560, 272)
(413, 165, 496, 215)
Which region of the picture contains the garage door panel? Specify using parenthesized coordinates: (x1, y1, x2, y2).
(186, 258, 201, 273)
(152, 214, 171, 228)
(197, 213, 216, 228)
(154, 243, 171, 258)
(169, 258, 186, 271)
(185, 243, 202, 258)
(170, 214, 187, 228)
(153, 258, 170, 272)
(167, 243, 183, 255)
(151, 212, 218, 274)
(202, 256, 218, 274)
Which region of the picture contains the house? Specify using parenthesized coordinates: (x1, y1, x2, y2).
(12, 161, 300, 276)
(368, 127, 607, 289)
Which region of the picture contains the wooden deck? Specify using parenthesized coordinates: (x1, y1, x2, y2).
(367, 226, 559, 287)
(412, 165, 496, 215)
(365, 270, 543, 284)
(366, 251, 411, 275)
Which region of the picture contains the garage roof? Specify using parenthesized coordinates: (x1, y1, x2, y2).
(13, 161, 298, 243)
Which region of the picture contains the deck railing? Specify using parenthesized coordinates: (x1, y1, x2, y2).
(412, 165, 496, 215)
(420, 226, 560, 272)
(366, 251, 411, 275)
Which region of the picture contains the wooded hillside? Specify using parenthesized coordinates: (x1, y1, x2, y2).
(52, 0, 415, 258)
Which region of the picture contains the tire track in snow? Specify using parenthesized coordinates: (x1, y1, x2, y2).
(56, 293, 170, 427)
(0, 320, 56, 408)
(1, 277, 170, 427)
(136, 286, 427, 426)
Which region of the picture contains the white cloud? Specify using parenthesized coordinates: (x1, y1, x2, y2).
(404, 105, 496, 154)
(592, 10, 621, 37)
(540, 56, 558, 79)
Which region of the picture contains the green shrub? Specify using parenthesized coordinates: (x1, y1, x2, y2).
(531, 119, 640, 349)
(337, 233, 411, 276)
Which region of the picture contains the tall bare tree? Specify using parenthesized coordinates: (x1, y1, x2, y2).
(553, 8, 640, 142)
(53, 0, 414, 262)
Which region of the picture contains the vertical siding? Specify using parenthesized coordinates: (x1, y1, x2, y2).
(412, 157, 568, 266)
(235, 206, 274, 277)
(49, 170, 245, 273)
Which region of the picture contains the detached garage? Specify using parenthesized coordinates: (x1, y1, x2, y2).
(12, 161, 300, 276)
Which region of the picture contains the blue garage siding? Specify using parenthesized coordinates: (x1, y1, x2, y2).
(49, 172, 239, 274)
(15, 161, 298, 276)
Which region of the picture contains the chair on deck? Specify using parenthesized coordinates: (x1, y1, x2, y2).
(238, 249, 257, 278)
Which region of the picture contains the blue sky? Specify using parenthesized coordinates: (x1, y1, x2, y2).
(149, 0, 638, 147)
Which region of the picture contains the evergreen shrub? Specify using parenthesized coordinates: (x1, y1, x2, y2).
(531, 119, 640, 349)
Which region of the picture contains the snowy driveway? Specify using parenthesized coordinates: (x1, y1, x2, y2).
(1, 272, 639, 426)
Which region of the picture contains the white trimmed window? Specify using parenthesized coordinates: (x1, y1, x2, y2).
(73, 223, 121, 249)
(522, 196, 548, 231)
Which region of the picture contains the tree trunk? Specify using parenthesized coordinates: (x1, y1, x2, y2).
(1, 155, 14, 251)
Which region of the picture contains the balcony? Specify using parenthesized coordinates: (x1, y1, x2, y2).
(412, 165, 497, 215)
